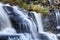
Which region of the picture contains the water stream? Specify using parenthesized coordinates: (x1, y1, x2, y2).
(55, 10, 60, 29)
(0, 2, 59, 40)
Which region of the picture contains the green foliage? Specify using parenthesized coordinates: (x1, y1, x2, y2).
(19, 2, 29, 10)
(41, 0, 46, 4)
(29, 4, 49, 16)
(1, 0, 15, 3)
(1, 0, 7, 3)
(0, 0, 49, 16)
(19, 2, 49, 16)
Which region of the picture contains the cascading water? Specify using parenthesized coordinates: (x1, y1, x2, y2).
(18, 7, 29, 18)
(0, 6, 16, 33)
(0, 2, 4, 6)
(12, 6, 41, 40)
(29, 11, 59, 40)
(0, 2, 59, 40)
(30, 11, 44, 33)
(40, 32, 59, 40)
(0, 3, 17, 40)
(55, 10, 60, 29)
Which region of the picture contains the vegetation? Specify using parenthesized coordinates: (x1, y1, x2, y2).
(0, 0, 60, 16)
(0, 0, 49, 16)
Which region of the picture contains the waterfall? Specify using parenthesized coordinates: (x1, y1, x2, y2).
(0, 2, 59, 40)
(7, 34, 27, 40)
(30, 11, 44, 33)
(0, 6, 11, 30)
(0, 5, 16, 33)
(55, 10, 60, 29)
(12, 6, 40, 40)
(30, 11, 59, 40)
(0, 2, 4, 6)
(40, 32, 59, 40)
(18, 7, 29, 18)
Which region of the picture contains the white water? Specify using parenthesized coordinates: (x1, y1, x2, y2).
(18, 7, 29, 18)
(30, 11, 59, 40)
(0, 28, 16, 34)
(0, 2, 4, 6)
(0, 6, 11, 29)
(4, 3, 10, 6)
(55, 10, 60, 29)
(8, 34, 27, 40)
(12, 6, 40, 40)
(40, 32, 58, 40)
(0, 3, 16, 33)
(31, 11, 44, 33)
